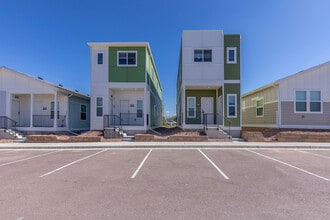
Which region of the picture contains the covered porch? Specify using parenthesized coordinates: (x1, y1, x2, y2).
(181, 85, 231, 130)
(10, 92, 68, 131)
(103, 87, 148, 131)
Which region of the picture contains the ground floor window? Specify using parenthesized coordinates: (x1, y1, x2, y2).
(50, 101, 59, 119)
(227, 94, 237, 118)
(256, 99, 264, 117)
(187, 97, 196, 118)
(137, 100, 143, 118)
(295, 90, 321, 113)
(96, 97, 103, 117)
(80, 104, 87, 120)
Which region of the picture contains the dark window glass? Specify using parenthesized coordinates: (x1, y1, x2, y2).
(97, 53, 103, 64)
(128, 53, 136, 65)
(194, 50, 203, 62)
(204, 50, 212, 62)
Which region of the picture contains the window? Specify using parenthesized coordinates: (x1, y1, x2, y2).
(256, 99, 264, 117)
(97, 53, 103, 64)
(50, 101, 59, 119)
(227, 47, 237, 64)
(310, 91, 321, 112)
(187, 97, 196, 118)
(137, 100, 143, 118)
(227, 94, 237, 117)
(295, 90, 321, 113)
(117, 51, 137, 66)
(96, 97, 103, 117)
(80, 105, 87, 120)
(194, 49, 212, 62)
(295, 91, 307, 112)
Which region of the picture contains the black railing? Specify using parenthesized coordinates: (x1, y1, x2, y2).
(203, 113, 231, 136)
(120, 113, 144, 126)
(33, 115, 66, 127)
(103, 115, 123, 129)
(0, 116, 17, 131)
(103, 113, 144, 128)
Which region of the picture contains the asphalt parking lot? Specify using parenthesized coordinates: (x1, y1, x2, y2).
(0, 148, 329, 219)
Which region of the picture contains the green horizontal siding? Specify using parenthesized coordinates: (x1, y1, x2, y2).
(185, 90, 216, 124)
(224, 83, 241, 127)
(224, 35, 241, 80)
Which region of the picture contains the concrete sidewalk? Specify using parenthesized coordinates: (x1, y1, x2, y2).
(0, 141, 330, 149)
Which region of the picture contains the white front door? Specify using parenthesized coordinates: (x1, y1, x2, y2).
(11, 99, 20, 125)
(201, 97, 214, 124)
(120, 100, 129, 125)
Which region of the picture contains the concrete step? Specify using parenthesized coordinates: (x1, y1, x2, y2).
(122, 135, 135, 142)
(205, 127, 231, 139)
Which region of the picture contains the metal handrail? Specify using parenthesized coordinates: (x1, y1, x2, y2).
(0, 116, 17, 131)
(203, 113, 232, 136)
(103, 115, 123, 130)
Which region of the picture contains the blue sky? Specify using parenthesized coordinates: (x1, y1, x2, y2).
(1, 0, 330, 117)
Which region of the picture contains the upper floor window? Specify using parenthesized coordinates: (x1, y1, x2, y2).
(117, 51, 137, 66)
(194, 49, 212, 62)
(97, 53, 103, 64)
(295, 90, 321, 113)
(226, 47, 237, 64)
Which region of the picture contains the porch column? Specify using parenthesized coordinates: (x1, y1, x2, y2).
(30, 93, 34, 128)
(144, 87, 147, 128)
(182, 87, 185, 126)
(54, 92, 58, 128)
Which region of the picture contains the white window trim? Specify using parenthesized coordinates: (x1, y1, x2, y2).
(256, 98, 264, 117)
(80, 104, 87, 121)
(187, 97, 196, 118)
(117, 51, 138, 67)
(97, 52, 103, 65)
(96, 97, 103, 117)
(227, 94, 237, 118)
(294, 90, 322, 114)
(226, 47, 237, 64)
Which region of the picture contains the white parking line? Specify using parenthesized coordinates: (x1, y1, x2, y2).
(247, 149, 329, 182)
(0, 151, 60, 167)
(198, 149, 229, 180)
(295, 150, 330, 159)
(40, 149, 107, 178)
(131, 149, 152, 179)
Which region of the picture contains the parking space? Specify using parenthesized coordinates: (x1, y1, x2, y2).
(0, 147, 329, 219)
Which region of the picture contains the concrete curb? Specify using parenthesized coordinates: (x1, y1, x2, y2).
(0, 141, 330, 149)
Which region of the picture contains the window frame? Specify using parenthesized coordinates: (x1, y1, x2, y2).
(187, 97, 196, 118)
(256, 98, 264, 117)
(226, 47, 237, 64)
(80, 104, 87, 121)
(96, 97, 103, 117)
(227, 94, 237, 118)
(117, 51, 137, 67)
(194, 49, 212, 63)
(97, 53, 103, 64)
(294, 90, 322, 113)
(137, 100, 143, 118)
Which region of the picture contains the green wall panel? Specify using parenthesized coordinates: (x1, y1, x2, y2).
(224, 83, 241, 127)
(224, 35, 241, 80)
(185, 90, 216, 124)
(108, 47, 146, 82)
